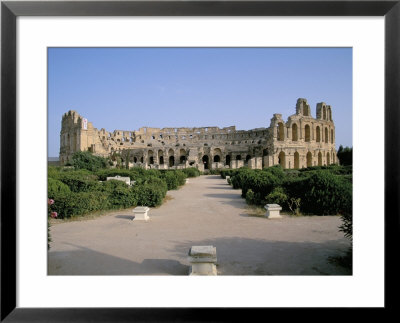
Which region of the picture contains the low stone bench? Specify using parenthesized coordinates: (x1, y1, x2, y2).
(188, 246, 217, 275)
(132, 206, 150, 221)
(264, 204, 282, 219)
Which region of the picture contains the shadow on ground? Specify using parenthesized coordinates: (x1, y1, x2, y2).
(48, 244, 189, 275)
(168, 237, 352, 276)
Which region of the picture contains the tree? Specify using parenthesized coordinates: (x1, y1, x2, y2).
(70, 151, 108, 171)
(337, 145, 352, 166)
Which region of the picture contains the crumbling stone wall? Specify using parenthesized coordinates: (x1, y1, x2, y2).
(59, 98, 337, 170)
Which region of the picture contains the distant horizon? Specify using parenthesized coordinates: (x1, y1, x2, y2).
(48, 48, 352, 157)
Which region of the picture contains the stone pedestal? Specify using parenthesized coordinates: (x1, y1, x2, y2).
(264, 204, 282, 219)
(186, 179, 189, 184)
(226, 176, 230, 183)
(188, 246, 217, 275)
(133, 206, 150, 221)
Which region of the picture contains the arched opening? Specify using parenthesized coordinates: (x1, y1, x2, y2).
(225, 155, 231, 166)
(332, 151, 335, 164)
(318, 152, 322, 166)
(148, 150, 154, 164)
(327, 152, 330, 165)
(325, 128, 328, 143)
(305, 125, 311, 142)
(328, 108, 332, 120)
(306, 152, 312, 167)
(140, 156, 144, 163)
(316, 126, 321, 142)
(331, 129, 334, 143)
(134, 157, 137, 163)
(158, 150, 164, 164)
(277, 122, 284, 141)
(294, 152, 300, 169)
(179, 149, 186, 164)
(323, 107, 327, 120)
(169, 156, 175, 167)
(292, 123, 298, 141)
(245, 155, 251, 165)
(262, 149, 269, 156)
(236, 155, 242, 160)
(278, 151, 285, 169)
(213, 148, 221, 163)
(202, 155, 209, 170)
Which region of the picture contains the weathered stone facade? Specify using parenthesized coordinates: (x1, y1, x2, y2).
(59, 98, 337, 170)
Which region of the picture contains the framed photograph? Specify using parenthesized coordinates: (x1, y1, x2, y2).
(2, 0, 399, 321)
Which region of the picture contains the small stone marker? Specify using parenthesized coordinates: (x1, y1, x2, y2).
(226, 176, 230, 183)
(264, 204, 282, 219)
(132, 206, 150, 221)
(188, 246, 217, 275)
(106, 175, 131, 186)
(186, 179, 189, 184)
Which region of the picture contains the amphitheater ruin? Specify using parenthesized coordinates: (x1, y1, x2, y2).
(59, 98, 337, 170)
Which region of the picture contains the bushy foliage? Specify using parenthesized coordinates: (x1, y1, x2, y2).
(245, 189, 255, 205)
(133, 178, 167, 207)
(337, 145, 353, 166)
(56, 170, 100, 193)
(161, 170, 186, 190)
(70, 151, 108, 171)
(48, 177, 71, 199)
(182, 167, 201, 178)
(265, 187, 288, 206)
(100, 180, 137, 208)
(301, 171, 352, 215)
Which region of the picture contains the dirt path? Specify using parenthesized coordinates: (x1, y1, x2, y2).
(48, 175, 351, 275)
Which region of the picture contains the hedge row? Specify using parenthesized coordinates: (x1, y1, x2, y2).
(48, 166, 200, 219)
(225, 165, 352, 217)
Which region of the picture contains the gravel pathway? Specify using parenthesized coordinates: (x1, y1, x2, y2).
(48, 175, 351, 275)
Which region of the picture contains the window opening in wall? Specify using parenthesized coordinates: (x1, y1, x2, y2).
(213, 155, 220, 163)
(292, 123, 298, 141)
(277, 123, 284, 141)
(225, 155, 231, 166)
(236, 155, 241, 160)
(294, 152, 300, 169)
(278, 151, 285, 169)
(305, 125, 311, 142)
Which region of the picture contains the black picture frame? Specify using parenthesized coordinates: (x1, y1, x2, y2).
(1, 1, 399, 321)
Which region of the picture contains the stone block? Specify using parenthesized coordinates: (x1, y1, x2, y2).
(188, 246, 217, 276)
(226, 176, 230, 183)
(133, 206, 150, 221)
(106, 175, 130, 186)
(264, 204, 282, 219)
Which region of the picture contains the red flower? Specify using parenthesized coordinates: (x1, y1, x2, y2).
(48, 199, 55, 205)
(50, 212, 58, 218)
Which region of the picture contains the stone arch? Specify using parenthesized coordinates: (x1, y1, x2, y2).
(294, 151, 300, 169)
(134, 157, 137, 163)
(179, 149, 186, 164)
(327, 152, 330, 165)
(305, 125, 311, 142)
(225, 155, 231, 166)
(148, 150, 154, 164)
(292, 123, 298, 141)
(306, 152, 312, 167)
(325, 128, 328, 143)
(323, 107, 327, 120)
(168, 148, 175, 167)
(236, 155, 242, 160)
(245, 154, 251, 165)
(158, 150, 164, 164)
(316, 126, 321, 142)
(213, 148, 222, 163)
(278, 151, 285, 169)
(202, 155, 209, 170)
(277, 122, 284, 141)
(328, 107, 332, 120)
(318, 152, 322, 166)
(331, 129, 334, 143)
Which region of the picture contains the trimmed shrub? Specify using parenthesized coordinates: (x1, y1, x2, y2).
(70, 151, 108, 171)
(134, 182, 166, 207)
(48, 177, 71, 200)
(182, 167, 201, 178)
(245, 189, 255, 205)
(301, 170, 352, 215)
(57, 171, 100, 192)
(100, 180, 137, 209)
(265, 187, 288, 206)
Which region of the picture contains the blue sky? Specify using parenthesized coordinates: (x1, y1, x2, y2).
(48, 47, 352, 157)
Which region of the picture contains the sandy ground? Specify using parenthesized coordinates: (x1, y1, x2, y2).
(48, 175, 351, 275)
